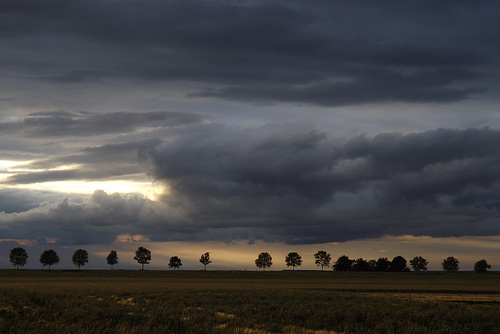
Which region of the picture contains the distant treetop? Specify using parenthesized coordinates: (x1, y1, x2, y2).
(255, 252, 273, 271)
(10, 247, 28, 269)
(40, 249, 60, 270)
(199, 252, 212, 271)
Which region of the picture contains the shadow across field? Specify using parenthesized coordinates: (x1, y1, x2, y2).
(2, 269, 499, 292)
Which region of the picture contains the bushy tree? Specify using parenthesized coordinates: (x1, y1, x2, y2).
(9, 247, 28, 269)
(333, 255, 353, 271)
(40, 249, 60, 270)
(72, 249, 88, 270)
(285, 252, 302, 271)
(314, 250, 331, 271)
(352, 258, 370, 271)
(368, 259, 377, 271)
(106, 250, 119, 270)
(168, 256, 182, 270)
(199, 252, 212, 271)
(474, 259, 491, 274)
(374, 257, 391, 272)
(409, 256, 428, 272)
(389, 256, 409, 272)
(255, 252, 273, 271)
(442, 256, 459, 273)
(134, 247, 151, 270)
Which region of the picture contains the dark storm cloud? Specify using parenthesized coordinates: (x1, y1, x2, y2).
(193, 77, 482, 106)
(0, 110, 200, 187)
(2, 0, 500, 247)
(1, 0, 497, 106)
(2, 123, 500, 245)
(139, 124, 500, 244)
(0, 190, 156, 245)
(0, 188, 75, 214)
(0, 111, 204, 137)
(42, 70, 115, 84)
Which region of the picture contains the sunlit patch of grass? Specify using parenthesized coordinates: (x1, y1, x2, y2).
(215, 311, 235, 319)
(235, 328, 272, 334)
(283, 327, 345, 334)
(367, 292, 500, 303)
(116, 297, 135, 306)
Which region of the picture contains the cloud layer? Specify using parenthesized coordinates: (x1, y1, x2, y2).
(3, 123, 500, 245)
(2, 0, 497, 107)
(141, 124, 500, 243)
(1, 1, 500, 249)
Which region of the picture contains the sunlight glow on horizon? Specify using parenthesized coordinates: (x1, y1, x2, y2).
(0, 160, 163, 199)
(1, 235, 500, 271)
(11, 180, 153, 197)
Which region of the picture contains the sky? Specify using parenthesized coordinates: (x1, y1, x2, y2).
(1, 0, 500, 271)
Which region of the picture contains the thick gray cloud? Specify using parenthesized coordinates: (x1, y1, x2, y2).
(1, 123, 500, 245)
(1, 1, 500, 248)
(0, 139, 163, 185)
(1, 0, 497, 107)
(0, 190, 156, 245)
(0, 110, 202, 186)
(140, 124, 500, 244)
(0, 111, 204, 137)
(0, 188, 75, 214)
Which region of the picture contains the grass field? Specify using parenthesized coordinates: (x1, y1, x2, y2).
(0, 270, 499, 333)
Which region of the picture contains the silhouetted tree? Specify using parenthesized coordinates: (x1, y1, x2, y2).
(442, 256, 459, 273)
(389, 256, 409, 272)
(375, 257, 391, 272)
(9, 247, 28, 269)
(255, 252, 273, 271)
(72, 249, 88, 270)
(409, 256, 428, 272)
(40, 249, 60, 270)
(368, 259, 377, 271)
(285, 252, 302, 271)
(314, 250, 331, 271)
(106, 250, 119, 270)
(168, 256, 182, 270)
(352, 258, 370, 271)
(474, 259, 491, 274)
(199, 252, 212, 271)
(134, 247, 151, 270)
(333, 255, 354, 271)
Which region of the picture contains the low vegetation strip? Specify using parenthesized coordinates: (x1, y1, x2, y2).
(0, 270, 499, 333)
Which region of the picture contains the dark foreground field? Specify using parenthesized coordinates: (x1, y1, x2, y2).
(0, 270, 499, 333)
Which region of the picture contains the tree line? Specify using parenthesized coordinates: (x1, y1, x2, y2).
(8, 247, 208, 271)
(256, 251, 492, 273)
(7, 247, 494, 273)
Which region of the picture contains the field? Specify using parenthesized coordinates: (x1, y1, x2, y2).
(0, 270, 500, 333)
